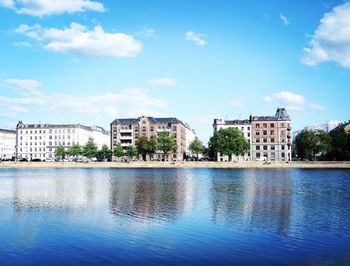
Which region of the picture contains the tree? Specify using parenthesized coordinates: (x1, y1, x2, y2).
(126, 145, 138, 160)
(295, 129, 331, 160)
(99, 144, 112, 161)
(55, 145, 66, 160)
(67, 144, 82, 159)
(208, 128, 250, 161)
(157, 132, 177, 161)
(137, 136, 149, 161)
(328, 130, 350, 160)
(83, 139, 98, 158)
(136, 136, 157, 161)
(113, 143, 125, 161)
(188, 138, 205, 158)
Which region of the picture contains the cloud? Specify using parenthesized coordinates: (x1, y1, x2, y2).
(0, 0, 105, 16)
(280, 12, 290, 26)
(136, 26, 156, 38)
(13, 41, 31, 47)
(0, 79, 167, 118)
(14, 23, 142, 57)
(262, 91, 325, 112)
(185, 31, 207, 46)
(150, 78, 176, 87)
(230, 97, 246, 108)
(302, 2, 350, 68)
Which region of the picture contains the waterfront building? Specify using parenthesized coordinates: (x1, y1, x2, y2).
(330, 120, 350, 134)
(110, 116, 196, 161)
(0, 129, 16, 160)
(16, 121, 110, 161)
(251, 108, 292, 161)
(212, 118, 252, 161)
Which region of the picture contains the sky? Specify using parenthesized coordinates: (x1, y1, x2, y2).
(0, 0, 349, 143)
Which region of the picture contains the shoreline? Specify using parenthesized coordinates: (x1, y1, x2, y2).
(0, 161, 350, 169)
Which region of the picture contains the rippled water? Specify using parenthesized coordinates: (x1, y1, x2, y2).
(0, 168, 350, 265)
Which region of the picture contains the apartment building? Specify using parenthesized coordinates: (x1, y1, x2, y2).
(110, 116, 196, 161)
(0, 129, 16, 160)
(213, 118, 252, 161)
(251, 108, 292, 161)
(16, 121, 110, 161)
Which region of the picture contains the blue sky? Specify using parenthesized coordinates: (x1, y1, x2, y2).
(0, 0, 349, 142)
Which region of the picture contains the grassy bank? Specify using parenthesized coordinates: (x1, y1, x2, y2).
(0, 161, 350, 169)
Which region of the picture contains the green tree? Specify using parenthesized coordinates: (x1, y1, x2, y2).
(208, 128, 250, 161)
(295, 129, 332, 160)
(188, 138, 205, 158)
(137, 136, 149, 161)
(55, 145, 66, 160)
(98, 144, 112, 161)
(83, 139, 98, 158)
(68, 144, 82, 158)
(113, 143, 125, 161)
(126, 145, 138, 160)
(327, 130, 350, 160)
(147, 137, 157, 159)
(156, 132, 177, 161)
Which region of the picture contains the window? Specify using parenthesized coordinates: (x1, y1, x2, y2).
(247, 133, 250, 137)
(256, 124, 260, 128)
(263, 123, 267, 128)
(282, 152, 285, 157)
(271, 145, 275, 150)
(256, 146, 260, 150)
(173, 126, 177, 131)
(256, 138, 260, 143)
(241, 127, 244, 130)
(263, 138, 267, 143)
(256, 131, 260, 136)
(263, 145, 267, 150)
(263, 130, 267, 135)
(271, 138, 275, 142)
(256, 152, 261, 158)
(248, 126, 250, 130)
(282, 145, 285, 150)
(270, 123, 274, 127)
(271, 130, 275, 135)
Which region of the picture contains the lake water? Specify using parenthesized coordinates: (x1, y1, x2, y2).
(0, 168, 349, 265)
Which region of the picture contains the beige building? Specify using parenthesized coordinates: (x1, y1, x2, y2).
(110, 116, 196, 161)
(251, 108, 292, 161)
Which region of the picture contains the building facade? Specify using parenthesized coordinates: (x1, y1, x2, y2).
(213, 118, 252, 161)
(251, 108, 292, 161)
(110, 116, 196, 161)
(16, 121, 110, 161)
(0, 129, 16, 160)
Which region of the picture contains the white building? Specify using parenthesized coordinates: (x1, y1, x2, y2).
(0, 129, 16, 160)
(213, 118, 252, 161)
(185, 123, 197, 156)
(305, 120, 340, 133)
(16, 121, 110, 161)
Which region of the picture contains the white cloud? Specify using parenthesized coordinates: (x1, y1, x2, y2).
(0, 0, 105, 16)
(13, 41, 31, 47)
(15, 23, 142, 57)
(230, 97, 246, 108)
(302, 2, 350, 68)
(136, 26, 156, 38)
(262, 91, 325, 112)
(0, 79, 167, 118)
(150, 78, 177, 87)
(185, 31, 207, 46)
(280, 12, 290, 26)
(0, 0, 15, 9)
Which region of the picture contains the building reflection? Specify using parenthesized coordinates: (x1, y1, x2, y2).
(0, 170, 109, 212)
(211, 169, 293, 235)
(108, 170, 192, 222)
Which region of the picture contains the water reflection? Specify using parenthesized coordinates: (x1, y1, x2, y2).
(108, 170, 191, 221)
(211, 169, 293, 235)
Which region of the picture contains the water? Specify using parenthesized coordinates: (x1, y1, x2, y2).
(0, 168, 350, 265)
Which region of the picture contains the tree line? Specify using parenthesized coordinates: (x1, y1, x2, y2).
(295, 129, 350, 161)
(54, 128, 251, 162)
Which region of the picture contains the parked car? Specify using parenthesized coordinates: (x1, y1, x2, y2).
(18, 158, 28, 162)
(31, 158, 41, 162)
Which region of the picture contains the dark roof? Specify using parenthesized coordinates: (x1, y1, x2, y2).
(0, 128, 16, 134)
(252, 108, 291, 121)
(111, 116, 184, 126)
(16, 121, 108, 133)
